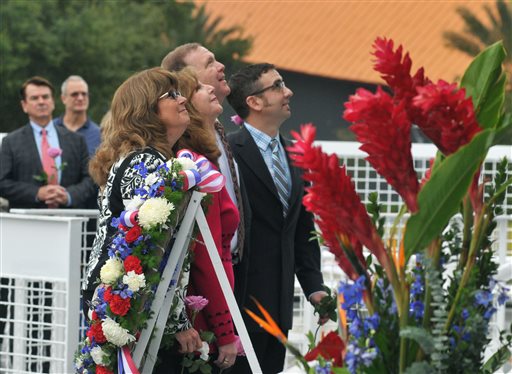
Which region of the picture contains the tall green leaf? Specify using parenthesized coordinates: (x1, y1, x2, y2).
(404, 129, 495, 258)
(460, 41, 506, 128)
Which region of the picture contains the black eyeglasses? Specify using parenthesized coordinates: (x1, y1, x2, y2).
(158, 90, 182, 101)
(249, 80, 286, 96)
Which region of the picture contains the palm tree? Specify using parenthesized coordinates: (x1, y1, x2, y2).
(443, 0, 511, 145)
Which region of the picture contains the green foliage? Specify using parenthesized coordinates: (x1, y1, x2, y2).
(404, 129, 495, 257)
(481, 346, 512, 374)
(424, 262, 449, 372)
(366, 192, 385, 238)
(399, 327, 435, 355)
(0, 0, 252, 133)
(461, 41, 506, 129)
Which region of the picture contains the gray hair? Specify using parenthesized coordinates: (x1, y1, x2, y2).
(61, 75, 88, 96)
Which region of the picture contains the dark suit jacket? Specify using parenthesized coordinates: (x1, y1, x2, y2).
(0, 123, 95, 209)
(228, 126, 324, 332)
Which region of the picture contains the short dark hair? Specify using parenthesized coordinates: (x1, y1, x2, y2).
(227, 63, 275, 119)
(20, 76, 55, 100)
(161, 43, 201, 72)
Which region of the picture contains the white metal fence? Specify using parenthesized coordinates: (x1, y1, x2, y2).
(0, 142, 510, 372)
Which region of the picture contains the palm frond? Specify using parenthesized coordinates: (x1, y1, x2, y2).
(443, 31, 482, 57)
(456, 6, 492, 45)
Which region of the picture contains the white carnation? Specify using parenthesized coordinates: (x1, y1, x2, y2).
(102, 317, 136, 347)
(90, 346, 107, 365)
(138, 197, 174, 229)
(144, 172, 160, 187)
(123, 195, 144, 211)
(100, 258, 124, 285)
(176, 157, 198, 172)
(198, 341, 210, 361)
(123, 271, 146, 292)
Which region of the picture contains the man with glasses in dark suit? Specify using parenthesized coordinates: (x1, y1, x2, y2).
(227, 63, 328, 373)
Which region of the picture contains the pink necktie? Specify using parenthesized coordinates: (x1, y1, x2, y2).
(41, 129, 58, 185)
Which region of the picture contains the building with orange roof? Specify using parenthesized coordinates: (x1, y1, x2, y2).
(202, 0, 492, 141)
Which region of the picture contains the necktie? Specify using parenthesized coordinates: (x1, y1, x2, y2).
(270, 138, 289, 215)
(214, 121, 245, 262)
(41, 128, 58, 185)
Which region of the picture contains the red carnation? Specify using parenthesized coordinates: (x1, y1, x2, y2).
(124, 255, 143, 274)
(344, 87, 419, 213)
(91, 311, 99, 321)
(96, 365, 114, 374)
(125, 225, 142, 244)
(103, 287, 113, 302)
(86, 320, 106, 343)
(118, 224, 128, 232)
(413, 80, 482, 155)
(109, 294, 131, 316)
(304, 331, 345, 367)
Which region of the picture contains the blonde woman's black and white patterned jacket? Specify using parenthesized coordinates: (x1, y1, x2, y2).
(82, 147, 191, 333)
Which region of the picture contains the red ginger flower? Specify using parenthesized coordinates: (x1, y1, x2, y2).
(304, 330, 345, 367)
(288, 124, 393, 279)
(343, 87, 420, 213)
(372, 37, 430, 125)
(413, 80, 482, 155)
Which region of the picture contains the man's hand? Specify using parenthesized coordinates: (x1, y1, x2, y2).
(37, 185, 68, 207)
(310, 286, 338, 325)
(175, 328, 202, 353)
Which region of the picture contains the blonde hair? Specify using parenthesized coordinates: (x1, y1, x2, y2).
(173, 68, 220, 164)
(89, 68, 179, 186)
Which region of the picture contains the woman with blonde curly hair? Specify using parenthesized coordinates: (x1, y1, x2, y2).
(160, 68, 240, 373)
(82, 67, 203, 357)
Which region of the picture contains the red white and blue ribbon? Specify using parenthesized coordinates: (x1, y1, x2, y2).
(118, 345, 139, 374)
(177, 149, 225, 193)
(120, 210, 138, 227)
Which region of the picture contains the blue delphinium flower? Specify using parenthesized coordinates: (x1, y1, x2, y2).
(314, 361, 332, 374)
(339, 275, 379, 374)
(147, 179, 164, 198)
(497, 285, 510, 306)
(339, 275, 365, 309)
(475, 290, 493, 308)
(461, 308, 470, 321)
(134, 162, 148, 177)
(410, 300, 424, 320)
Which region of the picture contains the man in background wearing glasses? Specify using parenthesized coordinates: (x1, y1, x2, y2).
(227, 63, 327, 373)
(54, 75, 100, 157)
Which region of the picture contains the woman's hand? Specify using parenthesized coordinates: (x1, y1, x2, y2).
(175, 328, 202, 353)
(214, 342, 237, 369)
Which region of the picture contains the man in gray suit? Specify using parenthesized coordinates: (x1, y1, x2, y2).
(0, 76, 95, 209)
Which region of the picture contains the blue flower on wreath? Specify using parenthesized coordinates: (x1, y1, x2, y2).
(157, 163, 169, 172)
(116, 285, 134, 299)
(135, 186, 149, 197)
(134, 162, 148, 178)
(147, 179, 165, 198)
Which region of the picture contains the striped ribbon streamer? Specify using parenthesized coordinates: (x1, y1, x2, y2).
(177, 149, 225, 193)
(118, 345, 139, 374)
